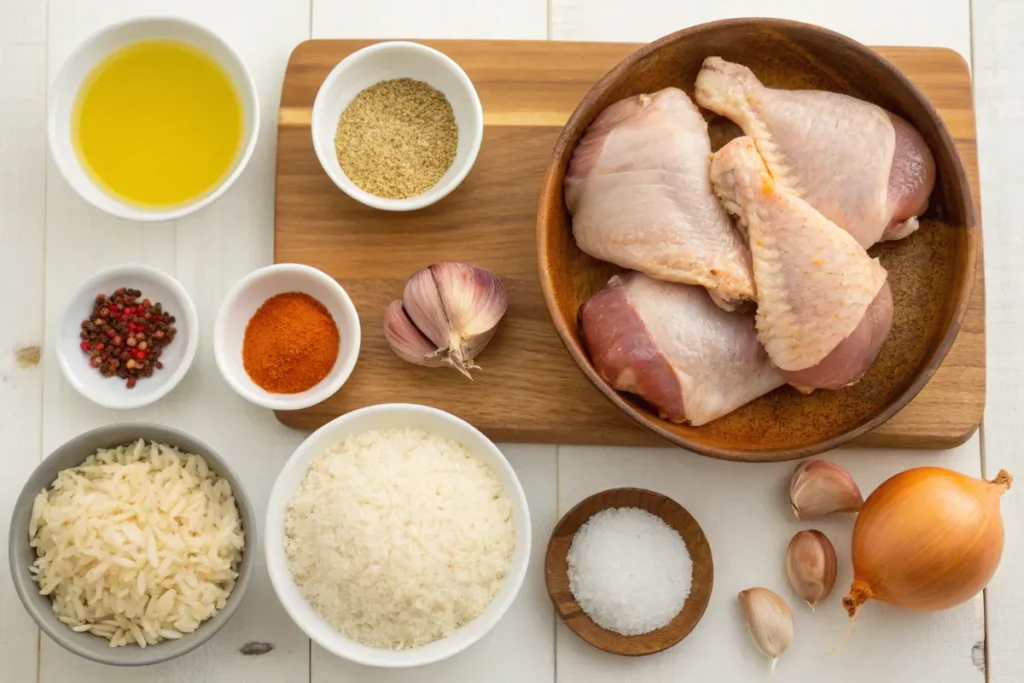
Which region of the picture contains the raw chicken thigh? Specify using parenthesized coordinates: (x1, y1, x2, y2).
(580, 272, 783, 426)
(695, 57, 936, 248)
(709, 136, 893, 391)
(565, 87, 755, 310)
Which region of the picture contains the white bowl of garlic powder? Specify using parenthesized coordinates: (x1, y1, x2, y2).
(310, 41, 484, 212)
(264, 403, 531, 667)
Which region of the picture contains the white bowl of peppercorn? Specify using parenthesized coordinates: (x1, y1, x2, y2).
(57, 264, 198, 410)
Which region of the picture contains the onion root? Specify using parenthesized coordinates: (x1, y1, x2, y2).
(842, 579, 873, 618)
(829, 580, 874, 654)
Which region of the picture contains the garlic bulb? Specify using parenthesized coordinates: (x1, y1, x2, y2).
(785, 530, 837, 610)
(383, 263, 507, 378)
(738, 588, 793, 674)
(789, 459, 863, 520)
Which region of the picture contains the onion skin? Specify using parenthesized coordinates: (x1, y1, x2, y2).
(843, 467, 1012, 617)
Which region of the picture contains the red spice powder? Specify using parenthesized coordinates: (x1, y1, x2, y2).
(242, 292, 340, 394)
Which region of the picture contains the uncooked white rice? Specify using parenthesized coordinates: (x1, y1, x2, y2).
(284, 427, 515, 650)
(28, 439, 244, 648)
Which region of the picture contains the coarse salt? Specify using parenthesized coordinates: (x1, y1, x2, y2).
(567, 506, 692, 636)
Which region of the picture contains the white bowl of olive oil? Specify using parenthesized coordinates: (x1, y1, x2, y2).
(48, 17, 259, 222)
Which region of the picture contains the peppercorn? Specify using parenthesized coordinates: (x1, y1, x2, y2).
(77, 286, 177, 389)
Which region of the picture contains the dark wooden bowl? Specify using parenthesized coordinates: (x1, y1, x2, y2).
(544, 488, 714, 656)
(536, 18, 977, 461)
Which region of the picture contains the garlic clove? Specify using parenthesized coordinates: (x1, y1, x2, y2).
(785, 530, 837, 610)
(403, 266, 451, 351)
(431, 262, 508, 366)
(384, 301, 445, 368)
(789, 459, 864, 521)
(738, 587, 794, 675)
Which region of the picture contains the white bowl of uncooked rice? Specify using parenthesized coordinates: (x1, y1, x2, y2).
(265, 403, 531, 668)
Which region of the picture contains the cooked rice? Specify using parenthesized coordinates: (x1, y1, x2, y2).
(28, 439, 244, 648)
(284, 427, 515, 650)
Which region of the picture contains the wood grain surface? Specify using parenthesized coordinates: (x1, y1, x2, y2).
(544, 488, 713, 656)
(273, 39, 984, 451)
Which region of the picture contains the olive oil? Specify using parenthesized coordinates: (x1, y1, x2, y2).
(73, 39, 243, 208)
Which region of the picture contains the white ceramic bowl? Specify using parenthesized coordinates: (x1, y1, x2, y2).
(48, 16, 259, 222)
(214, 264, 360, 411)
(57, 265, 199, 409)
(310, 41, 484, 211)
(265, 403, 532, 668)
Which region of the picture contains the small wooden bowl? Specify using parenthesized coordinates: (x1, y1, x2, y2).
(536, 18, 977, 461)
(544, 488, 714, 656)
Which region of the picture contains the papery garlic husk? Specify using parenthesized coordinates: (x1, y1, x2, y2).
(738, 588, 794, 675)
(785, 530, 837, 610)
(383, 300, 446, 368)
(789, 459, 864, 520)
(843, 468, 1012, 622)
(395, 263, 507, 378)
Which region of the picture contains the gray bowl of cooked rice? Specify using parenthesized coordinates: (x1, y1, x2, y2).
(8, 423, 256, 666)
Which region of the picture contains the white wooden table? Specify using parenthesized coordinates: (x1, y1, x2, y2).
(0, 0, 1018, 681)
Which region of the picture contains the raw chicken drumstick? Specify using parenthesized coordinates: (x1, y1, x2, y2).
(580, 272, 783, 426)
(565, 87, 755, 311)
(695, 57, 936, 248)
(709, 136, 894, 391)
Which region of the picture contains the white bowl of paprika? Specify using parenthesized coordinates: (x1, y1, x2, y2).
(214, 264, 361, 411)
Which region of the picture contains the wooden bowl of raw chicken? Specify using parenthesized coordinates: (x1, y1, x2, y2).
(536, 18, 977, 461)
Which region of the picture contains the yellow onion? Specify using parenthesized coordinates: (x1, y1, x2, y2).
(843, 467, 1012, 620)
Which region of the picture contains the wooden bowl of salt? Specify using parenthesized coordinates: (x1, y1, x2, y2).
(544, 487, 714, 656)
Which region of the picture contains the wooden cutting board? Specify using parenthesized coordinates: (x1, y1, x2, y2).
(274, 39, 984, 449)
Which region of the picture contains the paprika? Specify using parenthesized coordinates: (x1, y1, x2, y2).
(242, 292, 340, 393)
